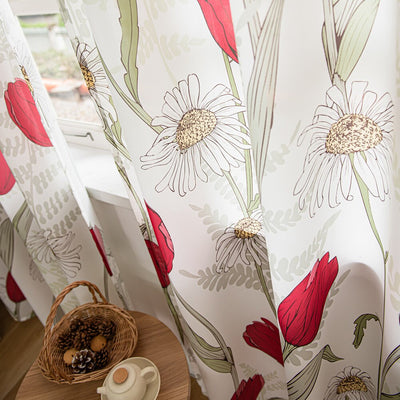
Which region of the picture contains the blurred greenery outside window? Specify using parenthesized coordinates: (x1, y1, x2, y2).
(18, 13, 105, 146)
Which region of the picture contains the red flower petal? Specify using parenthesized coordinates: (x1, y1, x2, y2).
(6, 271, 26, 303)
(145, 240, 170, 288)
(4, 79, 52, 147)
(146, 203, 174, 273)
(90, 226, 113, 276)
(231, 374, 265, 400)
(0, 151, 15, 195)
(197, 0, 238, 62)
(277, 252, 338, 346)
(243, 318, 284, 365)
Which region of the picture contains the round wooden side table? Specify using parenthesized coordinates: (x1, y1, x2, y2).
(16, 311, 190, 400)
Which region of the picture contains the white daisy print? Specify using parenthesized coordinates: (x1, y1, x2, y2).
(215, 212, 269, 273)
(27, 229, 82, 278)
(141, 74, 250, 196)
(75, 40, 111, 105)
(324, 366, 375, 400)
(294, 81, 393, 217)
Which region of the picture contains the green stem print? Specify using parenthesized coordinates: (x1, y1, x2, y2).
(255, 263, 276, 316)
(103, 0, 175, 132)
(163, 286, 185, 343)
(97, 99, 132, 160)
(349, 153, 386, 260)
(282, 341, 297, 361)
(115, 162, 153, 242)
(98, 54, 162, 135)
(222, 170, 249, 218)
(222, 34, 279, 317)
(350, 153, 388, 398)
(173, 285, 239, 390)
(222, 51, 254, 208)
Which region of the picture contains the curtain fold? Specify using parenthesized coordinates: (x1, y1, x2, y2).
(1, 0, 400, 399)
(0, 0, 132, 323)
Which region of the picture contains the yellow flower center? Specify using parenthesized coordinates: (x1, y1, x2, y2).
(326, 114, 382, 154)
(80, 64, 95, 89)
(20, 65, 33, 93)
(336, 376, 368, 394)
(176, 109, 217, 150)
(234, 218, 261, 239)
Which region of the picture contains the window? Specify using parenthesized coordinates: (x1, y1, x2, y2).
(11, 0, 108, 150)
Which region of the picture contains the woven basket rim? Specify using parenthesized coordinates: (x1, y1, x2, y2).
(37, 281, 138, 384)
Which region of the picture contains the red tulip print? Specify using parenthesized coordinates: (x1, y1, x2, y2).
(278, 252, 338, 347)
(145, 240, 171, 288)
(6, 271, 26, 303)
(90, 226, 112, 276)
(145, 204, 174, 288)
(197, 0, 238, 62)
(4, 79, 52, 147)
(0, 151, 15, 195)
(243, 318, 284, 365)
(231, 374, 265, 400)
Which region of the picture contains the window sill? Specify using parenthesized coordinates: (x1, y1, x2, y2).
(68, 143, 131, 209)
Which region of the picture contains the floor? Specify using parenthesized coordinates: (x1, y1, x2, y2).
(0, 301, 208, 400)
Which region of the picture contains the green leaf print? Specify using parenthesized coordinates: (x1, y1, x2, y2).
(174, 287, 239, 388)
(335, 0, 379, 81)
(179, 262, 268, 293)
(381, 345, 400, 389)
(247, 0, 284, 188)
(12, 201, 33, 243)
(381, 393, 400, 399)
(352, 313, 380, 349)
(287, 345, 342, 400)
(0, 218, 14, 268)
(322, 0, 380, 82)
(117, 0, 140, 103)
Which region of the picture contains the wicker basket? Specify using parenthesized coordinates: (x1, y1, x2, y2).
(37, 280, 138, 384)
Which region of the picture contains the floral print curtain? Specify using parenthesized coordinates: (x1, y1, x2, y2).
(0, 1, 132, 324)
(1, 0, 400, 399)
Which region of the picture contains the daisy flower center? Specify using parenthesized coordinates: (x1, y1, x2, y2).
(234, 218, 261, 239)
(20, 65, 33, 93)
(176, 109, 217, 150)
(80, 64, 95, 90)
(336, 376, 368, 394)
(326, 114, 382, 154)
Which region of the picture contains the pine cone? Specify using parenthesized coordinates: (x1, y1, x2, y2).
(72, 320, 94, 350)
(101, 321, 116, 340)
(86, 320, 100, 338)
(94, 348, 109, 369)
(73, 329, 92, 350)
(57, 330, 74, 351)
(69, 319, 85, 334)
(71, 349, 95, 374)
